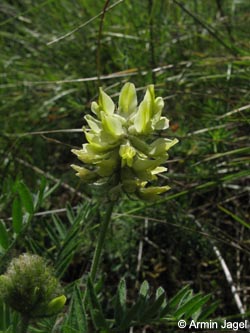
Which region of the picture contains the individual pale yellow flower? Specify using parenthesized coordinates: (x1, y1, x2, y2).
(71, 83, 178, 200)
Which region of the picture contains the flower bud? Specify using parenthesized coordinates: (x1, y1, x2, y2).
(0, 253, 66, 318)
(46, 295, 67, 316)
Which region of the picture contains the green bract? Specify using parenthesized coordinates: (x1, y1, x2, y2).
(0, 254, 66, 318)
(72, 83, 178, 200)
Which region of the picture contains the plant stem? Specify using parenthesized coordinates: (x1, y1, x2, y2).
(96, 0, 110, 83)
(89, 200, 115, 282)
(148, 0, 156, 84)
(19, 316, 29, 333)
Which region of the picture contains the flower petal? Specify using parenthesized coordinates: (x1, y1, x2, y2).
(96, 154, 118, 176)
(119, 143, 136, 167)
(149, 138, 178, 156)
(71, 164, 98, 181)
(129, 135, 149, 155)
(137, 185, 171, 201)
(85, 115, 102, 133)
(154, 96, 164, 115)
(154, 117, 169, 130)
(134, 99, 151, 134)
(99, 87, 115, 115)
(132, 156, 166, 172)
(118, 82, 137, 116)
(85, 131, 118, 152)
(151, 166, 167, 175)
(91, 101, 101, 118)
(101, 112, 125, 138)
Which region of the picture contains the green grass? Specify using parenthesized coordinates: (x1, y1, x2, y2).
(0, 0, 250, 331)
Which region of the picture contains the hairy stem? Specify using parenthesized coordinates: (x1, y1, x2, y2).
(89, 200, 115, 282)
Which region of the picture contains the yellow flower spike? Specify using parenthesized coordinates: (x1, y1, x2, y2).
(72, 82, 178, 200)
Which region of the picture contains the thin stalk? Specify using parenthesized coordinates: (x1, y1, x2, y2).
(96, 0, 110, 83)
(172, 0, 238, 56)
(89, 200, 115, 282)
(195, 220, 246, 315)
(148, 0, 156, 84)
(215, 0, 234, 43)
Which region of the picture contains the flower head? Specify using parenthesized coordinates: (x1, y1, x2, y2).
(72, 83, 178, 200)
(0, 253, 66, 318)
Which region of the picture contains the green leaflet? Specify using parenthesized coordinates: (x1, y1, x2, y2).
(17, 181, 34, 215)
(0, 220, 9, 250)
(12, 197, 23, 234)
(62, 285, 88, 333)
(87, 278, 109, 330)
(139, 280, 150, 297)
(114, 278, 127, 323)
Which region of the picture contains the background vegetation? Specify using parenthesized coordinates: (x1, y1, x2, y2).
(0, 0, 249, 331)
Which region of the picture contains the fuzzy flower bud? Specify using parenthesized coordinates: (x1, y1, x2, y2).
(71, 83, 178, 200)
(0, 253, 66, 318)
